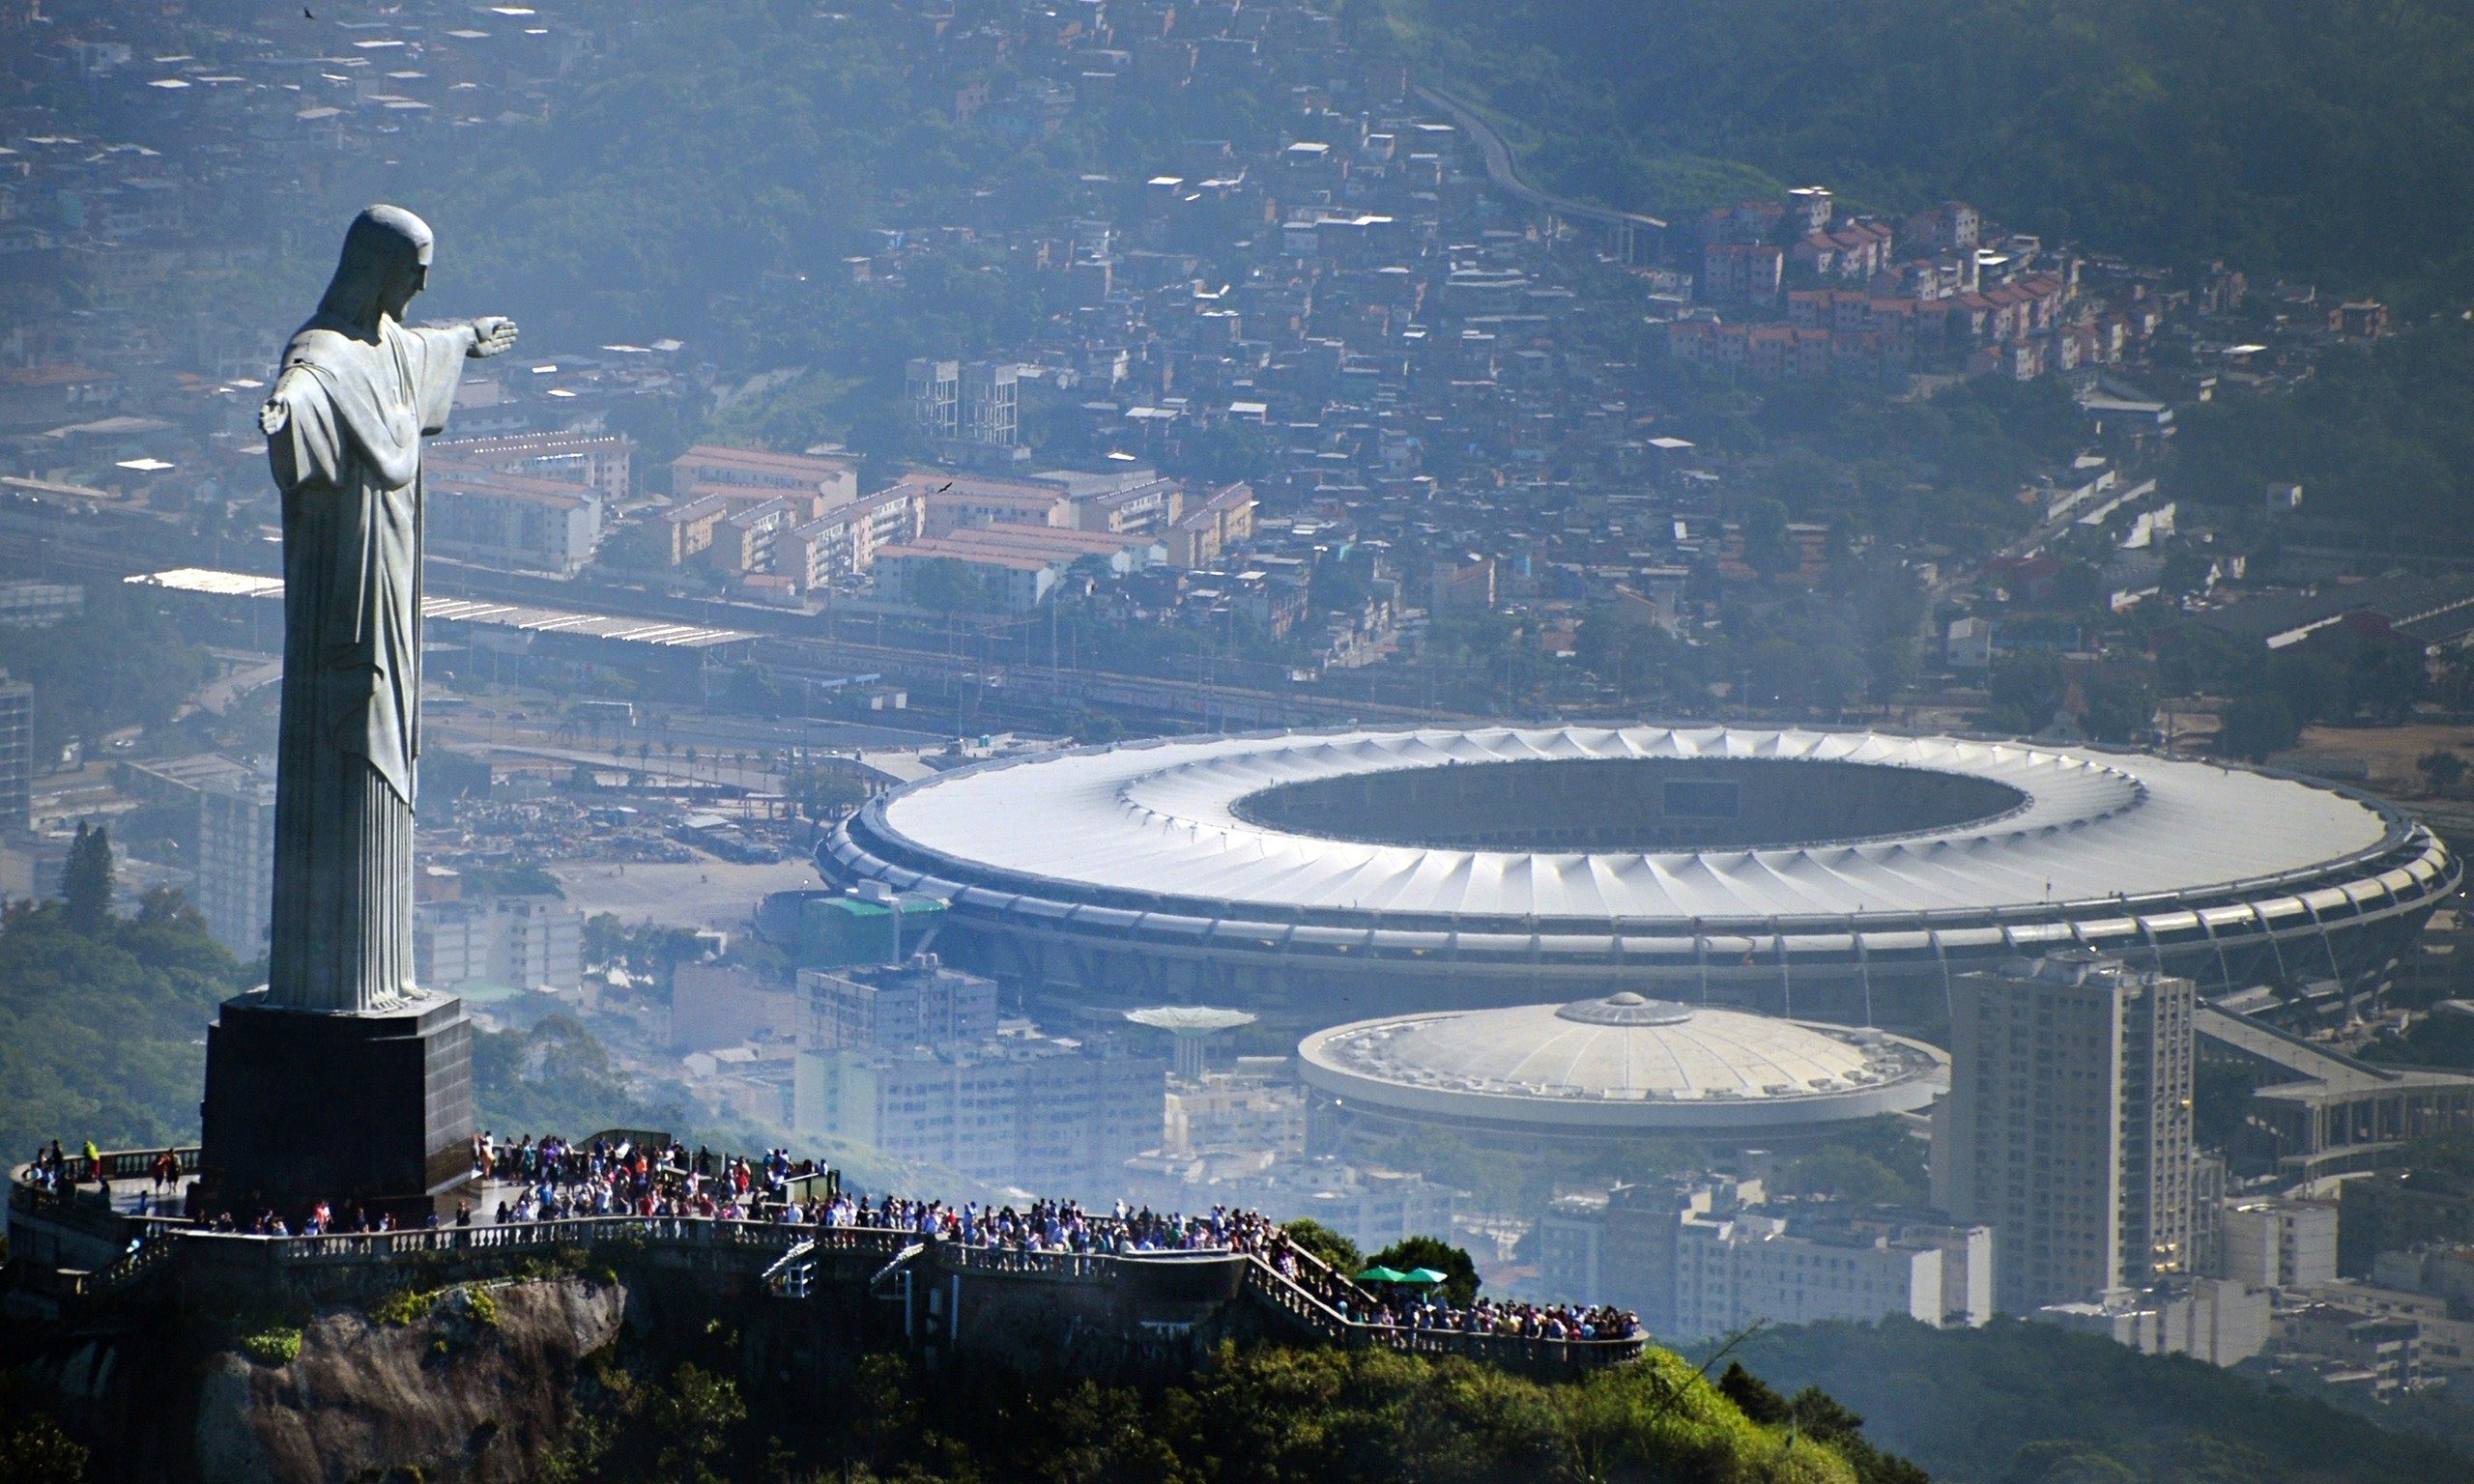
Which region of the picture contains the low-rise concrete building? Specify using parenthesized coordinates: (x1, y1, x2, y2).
(2035, 1277, 2271, 1367)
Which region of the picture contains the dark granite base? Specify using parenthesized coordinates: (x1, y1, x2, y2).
(197, 989, 475, 1220)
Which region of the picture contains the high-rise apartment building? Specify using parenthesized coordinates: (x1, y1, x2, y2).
(0, 671, 28, 835)
(1934, 952, 2197, 1312)
(801, 955, 1000, 1051)
(195, 778, 276, 957)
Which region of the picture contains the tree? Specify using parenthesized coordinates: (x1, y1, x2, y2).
(787, 766, 873, 822)
(2421, 749, 2468, 798)
(1987, 653, 2065, 734)
(0, 887, 250, 1156)
(2051, 560, 2105, 614)
(1740, 497, 1800, 580)
(1718, 1360, 1791, 1425)
(2347, 637, 2430, 721)
(2217, 693, 2299, 762)
(60, 823, 112, 937)
(0, 1400, 87, 1484)
(2079, 672, 2155, 745)
(908, 556, 988, 614)
(1068, 709, 1124, 746)
(1370, 1234, 1482, 1307)
(1278, 1217, 1361, 1274)
(2267, 651, 2347, 726)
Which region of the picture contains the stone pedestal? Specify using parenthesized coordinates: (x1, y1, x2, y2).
(197, 988, 475, 1220)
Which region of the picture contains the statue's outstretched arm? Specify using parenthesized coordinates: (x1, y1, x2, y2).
(468, 317, 519, 357)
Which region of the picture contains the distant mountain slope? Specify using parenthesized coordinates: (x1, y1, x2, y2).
(1374, 0, 2474, 301)
(1732, 1317, 2474, 1484)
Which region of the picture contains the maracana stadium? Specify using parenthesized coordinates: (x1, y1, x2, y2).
(820, 726, 2457, 1030)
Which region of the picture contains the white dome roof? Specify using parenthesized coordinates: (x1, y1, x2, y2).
(1299, 994, 1947, 1131)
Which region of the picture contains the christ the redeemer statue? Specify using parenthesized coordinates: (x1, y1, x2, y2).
(256, 205, 516, 1013)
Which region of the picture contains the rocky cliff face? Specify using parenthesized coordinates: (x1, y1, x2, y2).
(192, 1277, 624, 1484)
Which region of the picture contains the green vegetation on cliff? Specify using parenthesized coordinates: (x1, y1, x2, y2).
(551, 1341, 1904, 1484)
(1733, 1317, 2471, 1484)
(0, 1373, 86, 1484)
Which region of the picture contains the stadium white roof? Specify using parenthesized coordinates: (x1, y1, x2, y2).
(864, 727, 2398, 925)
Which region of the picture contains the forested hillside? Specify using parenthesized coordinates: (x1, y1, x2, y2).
(1734, 1319, 2473, 1484)
(1369, 0, 2474, 303)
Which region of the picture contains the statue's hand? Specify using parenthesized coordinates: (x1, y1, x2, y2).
(469, 317, 519, 358)
(259, 397, 290, 438)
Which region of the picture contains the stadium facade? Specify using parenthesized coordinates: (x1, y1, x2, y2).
(821, 727, 2457, 1031)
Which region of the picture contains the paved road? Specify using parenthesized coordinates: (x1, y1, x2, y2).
(1415, 85, 1664, 236)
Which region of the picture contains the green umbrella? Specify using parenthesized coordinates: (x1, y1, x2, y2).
(1399, 1268, 1451, 1285)
(1355, 1266, 1410, 1283)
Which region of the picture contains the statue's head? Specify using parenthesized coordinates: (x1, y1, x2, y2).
(316, 205, 435, 335)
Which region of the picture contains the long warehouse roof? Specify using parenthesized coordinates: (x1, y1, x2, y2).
(129, 567, 753, 649)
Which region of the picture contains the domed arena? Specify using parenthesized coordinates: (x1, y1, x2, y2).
(1297, 993, 1948, 1147)
(821, 726, 2458, 1031)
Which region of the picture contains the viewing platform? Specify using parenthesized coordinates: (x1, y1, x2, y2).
(6, 1143, 1644, 1378)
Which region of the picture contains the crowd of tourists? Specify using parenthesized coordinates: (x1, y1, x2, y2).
(472, 1132, 817, 1224)
(21, 1140, 186, 1217)
(815, 1190, 1288, 1256)
(22, 1132, 1638, 1343)
(1342, 1294, 1641, 1342)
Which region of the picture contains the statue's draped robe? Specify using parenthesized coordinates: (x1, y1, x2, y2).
(262, 316, 465, 1013)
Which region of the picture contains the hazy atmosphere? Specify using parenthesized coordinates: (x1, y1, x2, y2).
(7, 1, 2474, 1481)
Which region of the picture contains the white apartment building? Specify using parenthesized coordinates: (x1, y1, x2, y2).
(792, 1028, 1165, 1196)
(782, 485, 927, 589)
(670, 444, 857, 511)
(1284, 1166, 1458, 1254)
(432, 431, 633, 501)
(425, 463, 604, 575)
(413, 895, 585, 993)
(2220, 1197, 2339, 1290)
(0, 671, 28, 835)
(1537, 1179, 1990, 1337)
(195, 777, 275, 958)
(1163, 1057, 1306, 1157)
(2036, 1277, 2271, 1366)
(1934, 952, 2198, 1312)
(1670, 1213, 1991, 1340)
